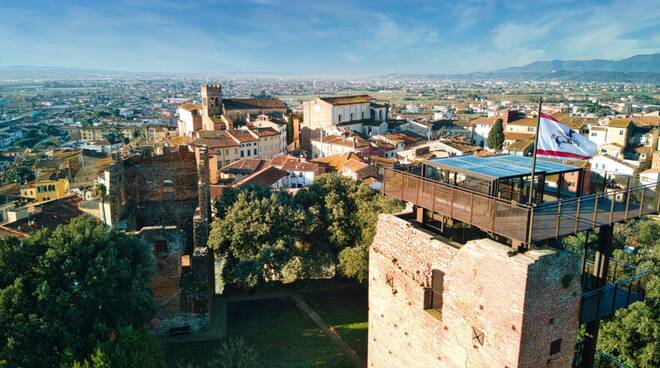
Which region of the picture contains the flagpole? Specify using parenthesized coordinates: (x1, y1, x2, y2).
(528, 97, 543, 205)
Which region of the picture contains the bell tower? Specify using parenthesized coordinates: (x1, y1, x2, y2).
(201, 83, 223, 117)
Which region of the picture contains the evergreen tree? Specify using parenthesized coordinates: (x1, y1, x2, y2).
(487, 118, 504, 151)
(0, 216, 155, 367)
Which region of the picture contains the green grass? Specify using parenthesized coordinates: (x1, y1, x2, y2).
(166, 297, 353, 368)
(304, 287, 369, 360)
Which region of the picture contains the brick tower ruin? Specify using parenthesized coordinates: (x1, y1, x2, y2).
(373, 154, 658, 367)
(368, 214, 581, 368)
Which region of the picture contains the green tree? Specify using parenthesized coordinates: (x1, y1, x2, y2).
(487, 118, 504, 151)
(209, 191, 307, 288)
(2, 166, 35, 185)
(68, 326, 165, 368)
(209, 173, 404, 287)
(596, 220, 660, 368)
(0, 216, 155, 367)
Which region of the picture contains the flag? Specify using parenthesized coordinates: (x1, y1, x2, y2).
(536, 112, 597, 160)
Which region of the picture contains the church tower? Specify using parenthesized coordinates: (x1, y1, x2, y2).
(201, 83, 223, 117)
(200, 83, 229, 130)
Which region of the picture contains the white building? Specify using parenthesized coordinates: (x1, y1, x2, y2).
(590, 155, 637, 176)
(301, 95, 387, 149)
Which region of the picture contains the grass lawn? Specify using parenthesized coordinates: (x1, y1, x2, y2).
(303, 287, 369, 361)
(166, 297, 353, 368)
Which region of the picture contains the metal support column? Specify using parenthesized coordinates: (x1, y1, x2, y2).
(581, 224, 614, 368)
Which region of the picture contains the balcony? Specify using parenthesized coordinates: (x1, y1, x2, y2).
(383, 161, 659, 244)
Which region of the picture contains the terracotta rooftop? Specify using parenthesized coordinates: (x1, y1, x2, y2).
(506, 139, 533, 152)
(234, 165, 288, 187)
(504, 132, 535, 141)
(506, 117, 537, 127)
(192, 131, 239, 148)
(632, 116, 660, 127)
(319, 95, 374, 106)
(250, 127, 280, 137)
(228, 130, 257, 143)
(343, 158, 370, 173)
(220, 159, 268, 174)
(470, 116, 497, 126)
(608, 119, 632, 128)
(312, 134, 372, 148)
(552, 113, 597, 130)
(312, 152, 365, 172)
(178, 103, 200, 112)
(3, 196, 85, 235)
(383, 131, 425, 146)
(223, 98, 287, 110)
(281, 159, 321, 173)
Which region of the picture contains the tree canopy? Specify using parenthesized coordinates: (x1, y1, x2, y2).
(487, 118, 504, 151)
(0, 216, 156, 367)
(597, 219, 660, 368)
(209, 173, 404, 288)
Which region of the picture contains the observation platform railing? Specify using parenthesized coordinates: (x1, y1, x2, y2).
(383, 167, 660, 244)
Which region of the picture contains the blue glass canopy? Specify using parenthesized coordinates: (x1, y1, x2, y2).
(426, 155, 579, 180)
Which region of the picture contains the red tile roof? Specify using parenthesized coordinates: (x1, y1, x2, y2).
(234, 166, 288, 187)
(319, 95, 374, 106)
(223, 98, 287, 110)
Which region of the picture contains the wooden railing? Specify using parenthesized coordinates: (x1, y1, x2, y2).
(383, 167, 660, 244)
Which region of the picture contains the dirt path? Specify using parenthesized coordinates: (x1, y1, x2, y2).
(292, 294, 366, 368)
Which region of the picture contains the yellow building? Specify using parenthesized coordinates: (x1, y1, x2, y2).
(20, 178, 70, 202)
(80, 127, 106, 141)
(606, 119, 632, 147)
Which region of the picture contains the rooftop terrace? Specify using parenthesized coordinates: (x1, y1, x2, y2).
(383, 155, 659, 245)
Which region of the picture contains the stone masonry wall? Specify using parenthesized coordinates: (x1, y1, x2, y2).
(106, 146, 199, 246)
(129, 226, 185, 317)
(368, 213, 581, 368)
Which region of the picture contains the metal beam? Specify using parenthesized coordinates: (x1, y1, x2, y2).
(581, 224, 613, 368)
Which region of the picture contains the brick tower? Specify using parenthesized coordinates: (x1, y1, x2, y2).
(201, 83, 223, 117)
(201, 84, 230, 130)
(368, 214, 581, 368)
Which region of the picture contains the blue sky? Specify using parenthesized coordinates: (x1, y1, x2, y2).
(1, 0, 659, 77)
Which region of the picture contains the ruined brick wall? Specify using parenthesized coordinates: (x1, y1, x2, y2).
(105, 146, 199, 246)
(368, 214, 581, 368)
(130, 226, 185, 317)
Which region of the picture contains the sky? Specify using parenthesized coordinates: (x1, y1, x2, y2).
(1, 0, 659, 77)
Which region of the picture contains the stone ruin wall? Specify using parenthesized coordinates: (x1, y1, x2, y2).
(368, 213, 581, 368)
(106, 146, 199, 248)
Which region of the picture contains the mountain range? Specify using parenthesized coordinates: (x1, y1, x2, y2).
(493, 53, 660, 74)
(1, 53, 660, 82)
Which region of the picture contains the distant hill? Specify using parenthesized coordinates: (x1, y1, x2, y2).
(493, 53, 660, 74)
(376, 53, 660, 83)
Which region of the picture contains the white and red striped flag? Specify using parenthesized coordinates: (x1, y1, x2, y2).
(536, 112, 596, 160)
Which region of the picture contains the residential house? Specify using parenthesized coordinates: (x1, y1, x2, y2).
(606, 119, 632, 147)
(470, 109, 526, 147)
(640, 168, 660, 189)
(0, 196, 84, 237)
(590, 155, 637, 176)
(81, 139, 120, 153)
(311, 133, 373, 158)
(218, 158, 268, 183)
(20, 177, 70, 202)
(191, 126, 287, 183)
(503, 139, 533, 156)
(272, 156, 324, 188)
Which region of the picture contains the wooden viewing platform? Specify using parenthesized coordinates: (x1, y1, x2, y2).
(383, 166, 660, 244)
